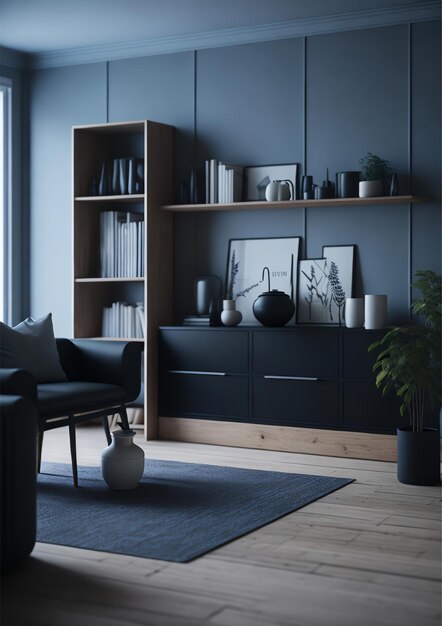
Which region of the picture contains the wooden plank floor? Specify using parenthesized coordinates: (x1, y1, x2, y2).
(1, 425, 441, 626)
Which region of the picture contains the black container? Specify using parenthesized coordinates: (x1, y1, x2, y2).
(253, 290, 295, 327)
(336, 171, 360, 198)
(302, 175, 313, 195)
(397, 427, 440, 485)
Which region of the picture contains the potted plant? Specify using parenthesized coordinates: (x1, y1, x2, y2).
(369, 270, 441, 485)
(359, 152, 393, 198)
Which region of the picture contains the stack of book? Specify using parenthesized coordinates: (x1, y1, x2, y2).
(205, 159, 244, 203)
(182, 315, 219, 327)
(100, 211, 144, 278)
(102, 301, 145, 338)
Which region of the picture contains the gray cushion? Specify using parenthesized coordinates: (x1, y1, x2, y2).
(0, 313, 67, 383)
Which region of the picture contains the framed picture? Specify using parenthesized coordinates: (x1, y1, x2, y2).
(244, 164, 299, 201)
(323, 245, 355, 324)
(226, 237, 301, 324)
(298, 259, 330, 324)
(297, 245, 355, 325)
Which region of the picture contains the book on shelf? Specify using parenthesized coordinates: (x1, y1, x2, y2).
(102, 301, 144, 338)
(182, 314, 220, 327)
(100, 211, 144, 278)
(204, 159, 244, 204)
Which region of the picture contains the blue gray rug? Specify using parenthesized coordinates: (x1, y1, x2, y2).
(37, 461, 353, 562)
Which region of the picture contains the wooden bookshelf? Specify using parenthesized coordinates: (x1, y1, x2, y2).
(72, 120, 174, 439)
(162, 195, 423, 212)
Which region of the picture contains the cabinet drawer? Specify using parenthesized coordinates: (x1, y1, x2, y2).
(342, 382, 402, 431)
(342, 330, 385, 380)
(160, 329, 248, 373)
(252, 377, 339, 426)
(253, 330, 338, 378)
(159, 372, 248, 418)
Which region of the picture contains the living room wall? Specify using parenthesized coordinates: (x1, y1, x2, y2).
(28, 20, 441, 336)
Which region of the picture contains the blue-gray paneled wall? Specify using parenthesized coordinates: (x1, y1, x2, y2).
(28, 22, 441, 334)
(30, 63, 106, 336)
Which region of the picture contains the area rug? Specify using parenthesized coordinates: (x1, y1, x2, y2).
(37, 460, 353, 562)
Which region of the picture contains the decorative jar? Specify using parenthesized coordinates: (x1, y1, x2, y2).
(101, 429, 145, 490)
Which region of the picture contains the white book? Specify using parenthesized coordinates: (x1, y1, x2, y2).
(131, 221, 136, 277)
(135, 303, 145, 338)
(218, 163, 223, 204)
(210, 159, 218, 203)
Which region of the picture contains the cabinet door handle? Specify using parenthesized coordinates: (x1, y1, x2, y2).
(263, 375, 319, 381)
(168, 370, 227, 376)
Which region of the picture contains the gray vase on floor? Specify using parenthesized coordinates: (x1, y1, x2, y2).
(101, 429, 145, 490)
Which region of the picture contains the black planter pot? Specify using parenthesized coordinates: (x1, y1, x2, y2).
(397, 427, 440, 485)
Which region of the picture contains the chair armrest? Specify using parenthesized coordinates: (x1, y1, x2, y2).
(0, 369, 38, 404)
(56, 339, 142, 403)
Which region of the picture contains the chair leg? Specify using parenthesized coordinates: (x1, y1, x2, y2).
(37, 428, 44, 473)
(119, 406, 130, 430)
(68, 417, 78, 488)
(102, 414, 112, 445)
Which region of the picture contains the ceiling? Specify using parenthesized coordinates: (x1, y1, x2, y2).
(0, 0, 427, 55)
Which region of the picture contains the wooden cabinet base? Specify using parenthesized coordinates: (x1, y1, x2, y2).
(158, 417, 397, 462)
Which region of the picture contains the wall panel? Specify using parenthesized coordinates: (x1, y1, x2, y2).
(29, 63, 106, 336)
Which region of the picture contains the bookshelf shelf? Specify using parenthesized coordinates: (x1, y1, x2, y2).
(88, 337, 145, 342)
(162, 195, 424, 212)
(75, 194, 144, 202)
(75, 277, 145, 283)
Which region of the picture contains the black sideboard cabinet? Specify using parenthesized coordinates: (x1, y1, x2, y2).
(158, 326, 438, 435)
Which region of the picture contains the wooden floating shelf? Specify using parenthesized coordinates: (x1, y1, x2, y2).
(75, 194, 144, 202)
(75, 277, 144, 283)
(162, 195, 424, 212)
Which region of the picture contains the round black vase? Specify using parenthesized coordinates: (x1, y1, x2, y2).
(252, 290, 295, 327)
(397, 427, 440, 485)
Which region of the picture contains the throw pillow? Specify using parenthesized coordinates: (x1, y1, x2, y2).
(0, 313, 67, 382)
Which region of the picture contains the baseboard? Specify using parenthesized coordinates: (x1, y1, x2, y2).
(158, 417, 397, 462)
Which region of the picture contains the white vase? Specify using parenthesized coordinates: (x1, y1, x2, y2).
(221, 299, 242, 326)
(345, 298, 364, 328)
(359, 180, 384, 198)
(364, 294, 388, 330)
(101, 429, 145, 490)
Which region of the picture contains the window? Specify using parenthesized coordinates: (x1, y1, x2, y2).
(0, 78, 11, 324)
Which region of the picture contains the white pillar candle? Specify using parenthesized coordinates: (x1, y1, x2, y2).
(345, 298, 364, 328)
(364, 294, 388, 330)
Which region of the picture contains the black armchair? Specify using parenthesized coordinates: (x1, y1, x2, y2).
(0, 339, 142, 487)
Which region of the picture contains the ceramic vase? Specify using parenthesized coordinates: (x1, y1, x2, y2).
(345, 297, 364, 328)
(359, 180, 383, 198)
(364, 294, 387, 330)
(101, 429, 145, 490)
(221, 299, 242, 326)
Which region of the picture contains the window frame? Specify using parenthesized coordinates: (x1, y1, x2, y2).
(0, 77, 12, 324)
